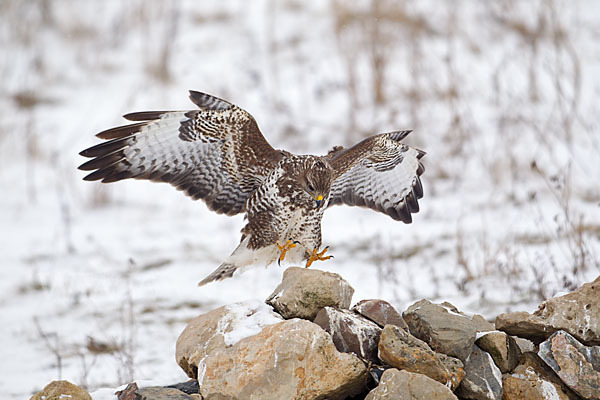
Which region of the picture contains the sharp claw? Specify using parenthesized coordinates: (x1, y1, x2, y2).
(305, 246, 333, 268)
(278, 239, 297, 264)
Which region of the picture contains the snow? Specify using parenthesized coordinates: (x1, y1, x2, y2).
(1, 1, 600, 398)
(222, 300, 283, 346)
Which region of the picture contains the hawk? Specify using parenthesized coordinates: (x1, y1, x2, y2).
(79, 91, 425, 286)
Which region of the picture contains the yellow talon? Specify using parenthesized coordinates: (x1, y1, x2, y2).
(277, 239, 297, 265)
(305, 246, 333, 268)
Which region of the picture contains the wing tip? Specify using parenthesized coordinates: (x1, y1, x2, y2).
(188, 90, 233, 111)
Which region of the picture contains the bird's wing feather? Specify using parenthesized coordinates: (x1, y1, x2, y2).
(327, 130, 425, 223)
(79, 91, 284, 215)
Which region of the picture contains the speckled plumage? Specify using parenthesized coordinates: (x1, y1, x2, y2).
(79, 91, 425, 286)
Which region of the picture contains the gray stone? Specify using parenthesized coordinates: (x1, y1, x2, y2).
(538, 330, 600, 399)
(266, 267, 354, 320)
(198, 319, 367, 400)
(313, 307, 381, 363)
(403, 300, 478, 362)
(513, 336, 536, 354)
(496, 275, 600, 345)
(455, 345, 503, 400)
(378, 324, 465, 391)
(475, 331, 520, 373)
(352, 299, 408, 330)
(365, 368, 458, 400)
(175, 300, 283, 378)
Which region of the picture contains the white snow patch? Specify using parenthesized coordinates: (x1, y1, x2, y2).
(475, 330, 502, 340)
(222, 300, 283, 346)
(540, 380, 561, 400)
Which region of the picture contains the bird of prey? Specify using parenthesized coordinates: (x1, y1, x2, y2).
(79, 91, 425, 286)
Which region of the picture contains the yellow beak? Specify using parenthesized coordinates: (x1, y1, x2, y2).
(315, 194, 324, 208)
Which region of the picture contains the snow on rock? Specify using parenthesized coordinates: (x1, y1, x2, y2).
(222, 300, 284, 346)
(175, 300, 283, 379)
(198, 319, 367, 400)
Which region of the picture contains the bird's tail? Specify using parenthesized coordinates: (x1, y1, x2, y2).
(197, 237, 253, 287)
(197, 262, 239, 287)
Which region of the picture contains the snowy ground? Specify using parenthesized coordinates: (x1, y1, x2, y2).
(1, 1, 599, 398)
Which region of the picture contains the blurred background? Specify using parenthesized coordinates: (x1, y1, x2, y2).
(1, 0, 599, 397)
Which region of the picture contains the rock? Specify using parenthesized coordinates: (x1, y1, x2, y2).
(538, 330, 600, 399)
(471, 314, 496, 333)
(313, 307, 382, 363)
(116, 382, 140, 400)
(496, 275, 600, 345)
(198, 318, 367, 400)
(136, 387, 196, 399)
(352, 299, 408, 330)
(455, 345, 503, 400)
(175, 300, 283, 378)
(266, 267, 354, 320)
(30, 380, 91, 400)
(475, 331, 520, 373)
(502, 352, 580, 400)
(403, 299, 479, 362)
(513, 336, 535, 354)
(364, 368, 458, 400)
(378, 324, 465, 391)
(165, 380, 200, 394)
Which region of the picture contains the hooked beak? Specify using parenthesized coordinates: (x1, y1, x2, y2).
(315, 195, 324, 208)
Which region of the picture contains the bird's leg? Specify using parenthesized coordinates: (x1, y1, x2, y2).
(277, 239, 299, 265)
(305, 246, 333, 268)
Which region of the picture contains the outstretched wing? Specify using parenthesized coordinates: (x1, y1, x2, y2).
(79, 91, 284, 215)
(327, 131, 425, 223)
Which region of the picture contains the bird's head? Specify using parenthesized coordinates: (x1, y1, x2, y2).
(302, 157, 333, 208)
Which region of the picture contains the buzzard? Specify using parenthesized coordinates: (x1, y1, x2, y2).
(79, 91, 425, 286)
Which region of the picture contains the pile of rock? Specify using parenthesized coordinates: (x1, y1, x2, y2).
(31, 270, 600, 399)
(170, 268, 600, 400)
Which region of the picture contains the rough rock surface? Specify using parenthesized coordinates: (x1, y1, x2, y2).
(378, 324, 465, 391)
(475, 331, 520, 373)
(30, 380, 91, 400)
(266, 267, 354, 320)
(175, 300, 283, 378)
(136, 387, 196, 399)
(116, 382, 140, 400)
(502, 352, 579, 400)
(538, 330, 600, 399)
(352, 299, 408, 330)
(313, 306, 382, 363)
(455, 345, 503, 400)
(198, 318, 367, 400)
(403, 299, 479, 362)
(496, 275, 600, 345)
(165, 380, 200, 394)
(364, 368, 458, 400)
(513, 336, 536, 354)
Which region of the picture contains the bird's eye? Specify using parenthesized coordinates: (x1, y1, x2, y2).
(307, 183, 315, 192)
